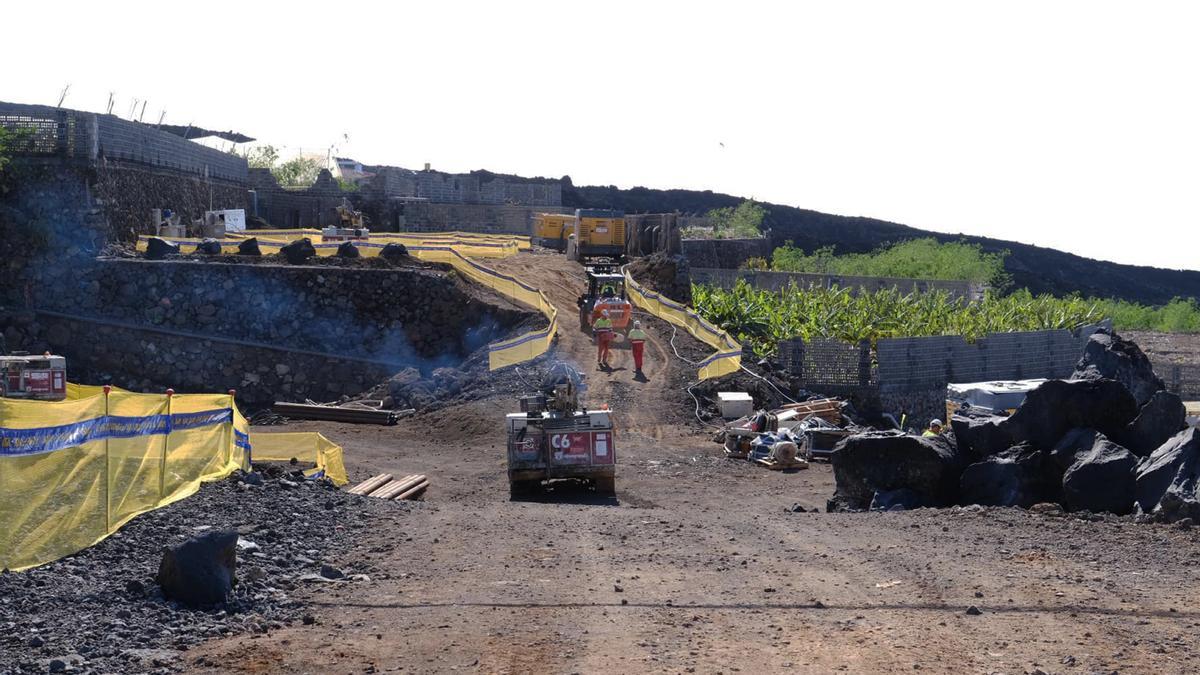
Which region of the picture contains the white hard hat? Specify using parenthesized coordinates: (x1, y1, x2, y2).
(601, 309, 610, 317)
(633, 320, 641, 328)
(930, 418, 943, 427)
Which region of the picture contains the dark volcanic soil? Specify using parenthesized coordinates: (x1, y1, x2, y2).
(7, 251, 1200, 675)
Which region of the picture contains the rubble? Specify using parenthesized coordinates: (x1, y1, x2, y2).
(625, 252, 692, 304)
(0, 473, 403, 675)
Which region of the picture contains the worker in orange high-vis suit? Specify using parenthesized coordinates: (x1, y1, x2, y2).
(593, 309, 614, 369)
(627, 320, 648, 376)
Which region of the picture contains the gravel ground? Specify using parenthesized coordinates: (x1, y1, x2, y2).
(0, 471, 410, 675)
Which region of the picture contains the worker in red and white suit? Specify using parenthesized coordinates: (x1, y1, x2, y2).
(627, 320, 648, 376)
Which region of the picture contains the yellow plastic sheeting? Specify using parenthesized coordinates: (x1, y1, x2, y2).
(622, 267, 742, 380)
(0, 389, 249, 571)
(415, 247, 559, 370)
(250, 432, 348, 486)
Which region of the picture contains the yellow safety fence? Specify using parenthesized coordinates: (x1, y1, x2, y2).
(135, 231, 558, 371)
(252, 432, 348, 486)
(622, 266, 742, 380)
(137, 230, 530, 259)
(0, 386, 350, 571)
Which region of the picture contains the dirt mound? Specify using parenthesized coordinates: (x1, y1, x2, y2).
(626, 253, 692, 305)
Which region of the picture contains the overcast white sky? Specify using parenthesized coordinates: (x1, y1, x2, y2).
(6, 1, 1198, 270)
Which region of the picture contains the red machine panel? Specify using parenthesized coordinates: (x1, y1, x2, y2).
(591, 431, 615, 465)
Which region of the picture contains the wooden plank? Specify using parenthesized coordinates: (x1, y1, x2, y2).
(347, 473, 393, 495)
(373, 475, 425, 499)
(394, 480, 430, 501)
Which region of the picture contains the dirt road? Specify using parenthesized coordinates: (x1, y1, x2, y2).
(185, 252, 1200, 674)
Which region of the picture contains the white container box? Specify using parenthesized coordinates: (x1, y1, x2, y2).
(716, 392, 754, 419)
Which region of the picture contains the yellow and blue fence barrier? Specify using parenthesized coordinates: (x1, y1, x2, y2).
(622, 266, 742, 380)
(0, 385, 349, 571)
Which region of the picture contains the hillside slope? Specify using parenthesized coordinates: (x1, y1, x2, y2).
(562, 182, 1200, 305)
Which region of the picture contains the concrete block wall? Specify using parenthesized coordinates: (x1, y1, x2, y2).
(681, 238, 772, 269)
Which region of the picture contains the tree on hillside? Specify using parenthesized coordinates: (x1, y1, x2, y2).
(241, 145, 321, 187)
(244, 144, 279, 169)
(707, 199, 767, 239)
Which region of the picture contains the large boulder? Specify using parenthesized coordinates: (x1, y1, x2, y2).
(1062, 437, 1137, 514)
(831, 431, 964, 510)
(950, 411, 1014, 460)
(236, 237, 262, 256)
(1050, 428, 1102, 470)
(1121, 390, 1187, 457)
(144, 237, 180, 260)
(380, 243, 409, 261)
(1134, 427, 1200, 522)
(959, 445, 1059, 508)
(1072, 330, 1164, 407)
(280, 238, 316, 264)
(1001, 379, 1138, 450)
(156, 529, 238, 607)
(336, 241, 360, 259)
(869, 488, 929, 511)
(195, 238, 222, 255)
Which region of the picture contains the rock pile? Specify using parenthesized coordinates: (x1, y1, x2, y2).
(0, 471, 405, 675)
(829, 331, 1196, 520)
(626, 252, 692, 305)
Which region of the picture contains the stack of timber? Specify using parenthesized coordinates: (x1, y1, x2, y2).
(347, 473, 430, 500)
(272, 401, 415, 426)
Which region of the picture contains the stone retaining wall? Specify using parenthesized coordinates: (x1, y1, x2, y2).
(3, 259, 535, 406)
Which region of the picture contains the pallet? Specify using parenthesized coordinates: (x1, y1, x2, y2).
(755, 457, 810, 471)
(346, 473, 430, 500)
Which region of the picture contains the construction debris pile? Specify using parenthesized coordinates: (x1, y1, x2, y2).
(828, 330, 1199, 521)
(0, 469, 404, 675)
(717, 398, 855, 470)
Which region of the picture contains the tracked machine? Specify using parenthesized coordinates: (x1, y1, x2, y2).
(506, 364, 616, 497)
(578, 265, 633, 335)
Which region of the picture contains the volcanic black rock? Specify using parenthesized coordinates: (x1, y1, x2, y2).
(156, 529, 239, 607)
(1135, 427, 1200, 522)
(950, 411, 1014, 460)
(869, 488, 928, 511)
(1062, 437, 1137, 514)
(959, 445, 1059, 508)
(336, 241, 360, 259)
(144, 237, 180, 260)
(1121, 390, 1187, 457)
(1001, 379, 1138, 450)
(1050, 428, 1102, 470)
(236, 237, 263, 256)
(196, 238, 223, 255)
(380, 243, 409, 261)
(280, 238, 316, 264)
(831, 431, 964, 510)
(1072, 330, 1165, 407)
